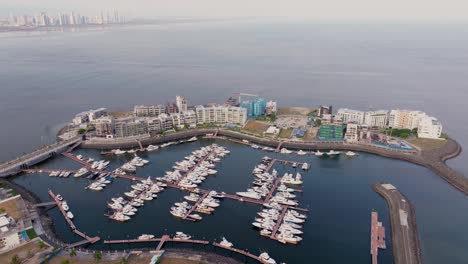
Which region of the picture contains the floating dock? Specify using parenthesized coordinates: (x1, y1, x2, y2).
(48, 190, 100, 247)
(104, 235, 209, 251)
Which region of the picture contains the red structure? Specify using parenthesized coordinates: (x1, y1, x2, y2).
(371, 211, 386, 264)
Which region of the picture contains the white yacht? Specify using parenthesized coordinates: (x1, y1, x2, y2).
(315, 150, 323, 156)
(66, 211, 74, 219)
(219, 237, 233, 248)
(301, 162, 309, 170)
(297, 150, 307, 155)
(259, 252, 277, 264)
(345, 151, 357, 157)
(327, 150, 340, 156)
(186, 136, 198, 142)
(236, 191, 262, 200)
(74, 168, 89, 178)
(112, 149, 126, 155)
(173, 232, 191, 240)
(62, 201, 69, 211)
(280, 148, 292, 154)
(138, 234, 155, 240)
(146, 145, 159, 151)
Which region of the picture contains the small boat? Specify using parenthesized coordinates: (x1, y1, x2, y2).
(315, 150, 323, 156)
(56, 194, 63, 201)
(301, 162, 309, 170)
(259, 252, 277, 264)
(112, 149, 126, 155)
(345, 151, 357, 157)
(327, 150, 340, 156)
(292, 162, 297, 168)
(297, 150, 307, 155)
(280, 148, 292, 154)
(66, 211, 74, 220)
(219, 237, 233, 248)
(146, 145, 159, 151)
(62, 201, 69, 211)
(173, 232, 191, 240)
(138, 234, 155, 240)
(186, 136, 198, 142)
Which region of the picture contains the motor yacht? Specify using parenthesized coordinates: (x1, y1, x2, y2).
(219, 237, 233, 248)
(74, 167, 89, 178)
(259, 252, 277, 264)
(280, 148, 292, 154)
(173, 232, 191, 240)
(66, 211, 74, 219)
(315, 150, 323, 156)
(297, 150, 307, 155)
(146, 145, 159, 151)
(138, 234, 155, 240)
(62, 201, 69, 211)
(345, 151, 357, 157)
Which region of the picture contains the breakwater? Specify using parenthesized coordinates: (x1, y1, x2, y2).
(373, 183, 423, 264)
(81, 128, 467, 195)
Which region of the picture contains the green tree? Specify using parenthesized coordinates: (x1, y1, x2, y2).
(78, 128, 87, 134)
(10, 255, 21, 264)
(38, 240, 46, 249)
(94, 251, 102, 263)
(400, 132, 409, 138)
(61, 260, 70, 264)
(315, 119, 322, 126)
(69, 248, 77, 257)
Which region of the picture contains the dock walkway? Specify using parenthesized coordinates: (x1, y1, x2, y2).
(269, 206, 288, 239)
(373, 183, 422, 264)
(213, 243, 266, 264)
(48, 190, 100, 247)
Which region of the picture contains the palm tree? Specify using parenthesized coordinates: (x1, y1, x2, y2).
(93, 251, 102, 263)
(69, 248, 77, 257)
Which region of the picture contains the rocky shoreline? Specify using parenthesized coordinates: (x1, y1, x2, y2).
(82, 128, 467, 195)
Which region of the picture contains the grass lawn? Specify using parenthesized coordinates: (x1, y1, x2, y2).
(408, 138, 447, 150)
(277, 107, 315, 116)
(241, 120, 270, 135)
(26, 228, 38, 239)
(278, 128, 293, 139)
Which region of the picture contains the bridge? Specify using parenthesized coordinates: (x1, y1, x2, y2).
(0, 137, 81, 177)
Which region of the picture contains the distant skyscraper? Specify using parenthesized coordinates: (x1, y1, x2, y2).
(176, 96, 188, 113)
(113, 9, 119, 23)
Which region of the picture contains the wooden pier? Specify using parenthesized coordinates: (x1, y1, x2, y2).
(104, 235, 209, 251)
(371, 211, 386, 264)
(213, 243, 267, 264)
(264, 178, 281, 202)
(182, 191, 210, 221)
(269, 206, 288, 239)
(48, 190, 100, 247)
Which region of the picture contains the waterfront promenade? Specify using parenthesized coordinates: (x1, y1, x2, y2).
(373, 183, 423, 264)
(80, 128, 467, 195)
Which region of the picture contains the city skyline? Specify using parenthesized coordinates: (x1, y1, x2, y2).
(2, 9, 125, 27)
(1, 0, 468, 21)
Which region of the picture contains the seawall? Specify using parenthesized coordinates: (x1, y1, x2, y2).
(81, 128, 468, 195)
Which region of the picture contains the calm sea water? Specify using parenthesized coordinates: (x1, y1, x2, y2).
(1, 21, 468, 263)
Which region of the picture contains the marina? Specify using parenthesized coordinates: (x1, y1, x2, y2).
(9, 138, 436, 264)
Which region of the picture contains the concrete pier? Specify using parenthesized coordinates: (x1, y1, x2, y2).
(373, 183, 422, 264)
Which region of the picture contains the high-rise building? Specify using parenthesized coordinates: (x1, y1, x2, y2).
(417, 116, 442, 139)
(388, 110, 426, 129)
(336, 108, 365, 124)
(364, 110, 389, 128)
(134, 105, 165, 117)
(265, 100, 278, 115)
(94, 116, 114, 136)
(344, 123, 359, 142)
(176, 95, 188, 113)
(195, 105, 247, 125)
(166, 102, 178, 114)
(240, 98, 267, 117)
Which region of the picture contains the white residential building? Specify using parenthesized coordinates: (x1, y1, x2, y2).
(344, 123, 359, 142)
(195, 105, 247, 125)
(134, 105, 165, 117)
(265, 100, 278, 115)
(336, 108, 365, 124)
(364, 110, 389, 128)
(388, 109, 427, 129)
(176, 95, 188, 113)
(417, 116, 443, 139)
(87, 108, 107, 122)
(94, 116, 114, 136)
(182, 110, 197, 127)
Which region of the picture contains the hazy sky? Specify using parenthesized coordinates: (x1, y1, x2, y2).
(2, 0, 468, 21)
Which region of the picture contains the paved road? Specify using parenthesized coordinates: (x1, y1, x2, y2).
(373, 183, 422, 264)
